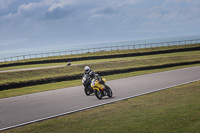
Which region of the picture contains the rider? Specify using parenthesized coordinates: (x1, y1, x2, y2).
(84, 66, 93, 75)
(89, 71, 105, 85)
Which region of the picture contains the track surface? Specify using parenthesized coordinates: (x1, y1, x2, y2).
(0, 66, 200, 130)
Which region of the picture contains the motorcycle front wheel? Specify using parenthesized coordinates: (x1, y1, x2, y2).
(106, 85, 113, 98)
(84, 87, 91, 96)
(95, 90, 102, 100)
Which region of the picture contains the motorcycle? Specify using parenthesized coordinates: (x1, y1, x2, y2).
(82, 74, 94, 96)
(91, 78, 113, 100)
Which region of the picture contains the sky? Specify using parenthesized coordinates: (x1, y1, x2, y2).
(0, 0, 200, 53)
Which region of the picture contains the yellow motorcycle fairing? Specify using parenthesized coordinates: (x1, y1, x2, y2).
(91, 78, 106, 92)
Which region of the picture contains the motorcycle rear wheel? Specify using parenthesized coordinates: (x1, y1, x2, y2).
(95, 90, 102, 100)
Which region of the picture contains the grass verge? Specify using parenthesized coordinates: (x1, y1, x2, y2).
(1, 50, 200, 71)
(2, 79, 200, 133)
(1, 54, 200, 85)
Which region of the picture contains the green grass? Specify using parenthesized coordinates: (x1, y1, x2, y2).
(3, 79, 200, 133)
(1, 54, 200, 85)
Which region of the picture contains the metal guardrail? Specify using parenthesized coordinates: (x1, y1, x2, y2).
(0, 39, 200, 62)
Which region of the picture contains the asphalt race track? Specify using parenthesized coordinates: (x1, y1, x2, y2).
(0, 66, 200, 130)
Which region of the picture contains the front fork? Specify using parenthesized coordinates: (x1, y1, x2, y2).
(93, 87, 100, 92)
(94, 86, 107, 96)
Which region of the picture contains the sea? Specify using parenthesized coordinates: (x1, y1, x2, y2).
(0, 35, 200, 62)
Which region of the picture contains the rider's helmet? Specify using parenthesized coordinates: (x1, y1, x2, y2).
(84, 66, 90, 74)
(89, 71, 95, 79)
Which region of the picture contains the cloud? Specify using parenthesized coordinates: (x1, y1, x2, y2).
(0, 0, 141, 22)
(0, 38, 30, 46)
(17, 2, 46, 20)
(89, 6, 117, 20)
(0, 0, 16, 9)
(45, 5, 73, 19)
(140, 0, 200, 26)
(0, 0, 200, 50)
(46, 0, 74, 12)
(1, 0, 199, 22)
(0, 0, 76, 22)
